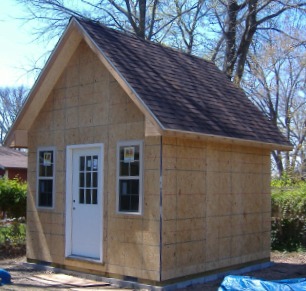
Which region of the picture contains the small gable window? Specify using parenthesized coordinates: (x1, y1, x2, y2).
(117, 141, 143, 214)
(37, 148, 55, 208)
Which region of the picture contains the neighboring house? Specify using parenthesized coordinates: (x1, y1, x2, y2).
(4, 18, 291, 289)
(0, 146, 27, 182)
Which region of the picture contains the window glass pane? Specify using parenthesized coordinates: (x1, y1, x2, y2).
(39, 151, 53, 177)
(79, 189, 84, 204)
(39, 164, 53, 177)
(120, 162, 129, 176)
(39, 165, 45, 176)
(130, 180, 139, 194)
(92, 189, 97, 204)
(119, 180, 139, 212)
(86, 189, 91, 204)
(119, 195, 130, 212)
(93, 156, 98, 171)
(119, 180, 128, 195)
(130, 195, 139, 211)
(134, 146, 140, 160)
(38, 179, 53, 207)
(46, 165, 53, 176)
(130, 161, 139, 176)
(120, 147, 125, 160)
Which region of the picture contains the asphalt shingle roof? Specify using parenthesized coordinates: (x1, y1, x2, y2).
(0, 146, 27, 169)
(77, 18, 291, 147)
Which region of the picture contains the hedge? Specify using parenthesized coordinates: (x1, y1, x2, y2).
(271, 181, 306, 251)
(0, 178, 27, 218)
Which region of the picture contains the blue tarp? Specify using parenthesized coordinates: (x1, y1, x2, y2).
(219, 275, 306, 291)
(0, 269, 11, 285)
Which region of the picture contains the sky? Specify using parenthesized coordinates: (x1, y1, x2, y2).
(0, 0, 55, 88)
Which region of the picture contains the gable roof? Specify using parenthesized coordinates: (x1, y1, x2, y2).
(5, 17, 292, 150)
(0, 146, 27, 169)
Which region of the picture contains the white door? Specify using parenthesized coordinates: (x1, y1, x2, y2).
(66, 145, 103, 261)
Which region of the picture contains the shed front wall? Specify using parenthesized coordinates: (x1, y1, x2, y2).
(27, 40, 161, 282)
(161, 137, 271, 281)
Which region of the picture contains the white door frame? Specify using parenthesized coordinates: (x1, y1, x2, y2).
(65, 143, 104, 262)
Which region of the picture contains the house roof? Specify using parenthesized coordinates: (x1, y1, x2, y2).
(76, 18, 291, 148)
(0, 146, 27, 169)
(4, 17, 292, 150)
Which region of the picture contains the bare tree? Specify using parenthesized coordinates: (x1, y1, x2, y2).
(243, 30, 306, 177)
(164, 0, 209, 55)
(209, 0, 306, 85)
(16, 0, 199, 41)
(17, 0, 306, 84)
(0, 87, 28, 144)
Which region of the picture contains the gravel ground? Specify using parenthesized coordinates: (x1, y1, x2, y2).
(0, 252, 305, 290)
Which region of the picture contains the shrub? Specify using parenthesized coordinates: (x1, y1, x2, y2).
(0, 177, 27, 218)
(271, 181, 306, 251)
(0, 222, 26, 245)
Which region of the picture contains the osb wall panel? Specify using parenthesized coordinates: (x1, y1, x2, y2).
(27, 40, 161, 281)
(161, 137, 271, 281)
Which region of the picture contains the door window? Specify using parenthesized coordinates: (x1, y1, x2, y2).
(78, 155, 98, 205)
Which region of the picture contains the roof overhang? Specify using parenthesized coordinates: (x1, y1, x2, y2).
(163, 129, 293, 151)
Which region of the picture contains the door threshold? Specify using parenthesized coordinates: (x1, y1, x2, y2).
(66, 255, 103, 264)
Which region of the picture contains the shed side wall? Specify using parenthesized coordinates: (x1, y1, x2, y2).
(161, 137, 271, 281)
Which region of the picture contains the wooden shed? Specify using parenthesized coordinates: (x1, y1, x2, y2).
(5, 17, 291, 289)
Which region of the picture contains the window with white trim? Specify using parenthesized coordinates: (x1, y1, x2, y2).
(37, 148, 55, 208)
(117, 141, 143, 214)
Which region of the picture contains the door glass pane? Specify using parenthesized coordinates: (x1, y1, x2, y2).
(92, 189, 97, 204)
(80, 156, 85, 171)
(86, 156, 92, 170)
(93, 172, 97, 187)
(79, 189, 85, 204)
(79, 173, 84, 187)
(86, 189, 91, 204)
(86, 172, 91, 187)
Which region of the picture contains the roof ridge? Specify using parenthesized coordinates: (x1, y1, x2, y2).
(73, 16, 215, 66)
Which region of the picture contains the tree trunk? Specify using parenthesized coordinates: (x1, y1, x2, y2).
(272, 150, 284, 177)
(223, 0, 240, 79)
(138, 0, 147, 38)
(233, 0, 257, 85)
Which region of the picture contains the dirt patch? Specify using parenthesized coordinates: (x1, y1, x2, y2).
(0, 252, 305, 290)
(0, 244, 26, 260)
(271, 251, 306, 264)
